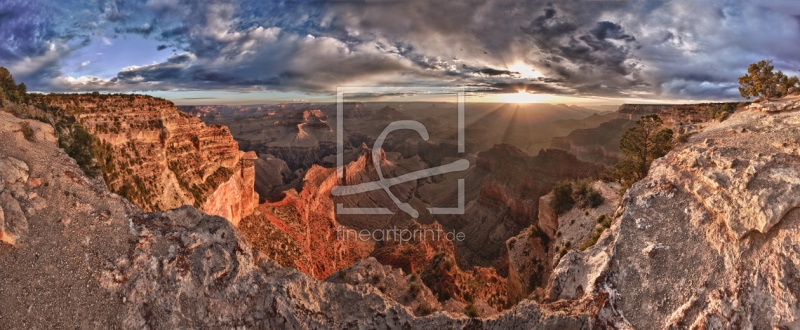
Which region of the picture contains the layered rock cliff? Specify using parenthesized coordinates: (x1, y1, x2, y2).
(30, 94, 257, 225)
(0, 110, 618, 328)
(209, 108, 338, 170)
(616, 104, 674, 120)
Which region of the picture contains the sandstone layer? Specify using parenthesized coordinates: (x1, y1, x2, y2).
(31, 94, 257, 224)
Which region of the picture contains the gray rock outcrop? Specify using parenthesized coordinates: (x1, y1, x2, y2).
(547, 105, 800, 328)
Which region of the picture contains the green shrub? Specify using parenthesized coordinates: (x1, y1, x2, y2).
(676, 133, 694, 144)
(580, 216, 613, 251)
(584, 189, 604, 208)
(574, 179, 593, 196)
(60, 125, 101, 178)
(20, 121, 34, 141)
(464, 303, 479, 318)
(443, 259, 455, 271)
(528, 223, 550, 247)
(409, 283, 422, 298)
(600, 215, 613, 229)
(417, 302, 435, 316)
(551, 181, 575, 214)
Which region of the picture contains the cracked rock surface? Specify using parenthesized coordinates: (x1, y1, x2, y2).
(547, 106, 800, 328)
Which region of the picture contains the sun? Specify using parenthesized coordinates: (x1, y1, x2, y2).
(501, 90, 547, 104)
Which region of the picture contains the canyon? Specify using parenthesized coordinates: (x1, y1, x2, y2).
(6, 83, 800, 328)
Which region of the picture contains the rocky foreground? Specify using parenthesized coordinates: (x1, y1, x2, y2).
(3, 100, 800, 328)
(549, 101, 800, 328)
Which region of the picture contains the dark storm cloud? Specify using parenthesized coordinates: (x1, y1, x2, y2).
(473, 68, 516, 77)
(0, 1, 55, 61)
(4, 0, 800, 101)
(330, 0, 646, 97)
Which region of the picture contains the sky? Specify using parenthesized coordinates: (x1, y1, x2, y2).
(1, 0, 800, 105)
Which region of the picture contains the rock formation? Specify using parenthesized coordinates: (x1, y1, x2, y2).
(546, 104, 800, 328)
(551, 116, 640, 166)
(371, 105, 412, 121)
(615, 104, 674, 120)
(746, 94, 800, 113)
(238, 145, 432, 280)
(251, 153, 297, 202)
(0, 108, 619, 328)
(207, 108, 338, 170)
(453, 145, 605, 264)
(0, 112, 58, 245)
(505, 180, 621, 303)
(30, 94, 257, 225)
(12, 83, 800, 328)
(505, 225, 553, 304)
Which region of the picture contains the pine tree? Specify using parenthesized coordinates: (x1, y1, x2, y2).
(739, 60, 798, 102)
(615, 114, 673, 187)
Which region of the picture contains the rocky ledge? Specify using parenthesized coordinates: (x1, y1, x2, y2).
(547, 104, 800, 328)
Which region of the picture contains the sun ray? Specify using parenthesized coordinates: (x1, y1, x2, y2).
(501, 90, 547, 104)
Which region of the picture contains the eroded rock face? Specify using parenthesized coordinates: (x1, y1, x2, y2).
(31, 94, 258, 224)
(201, 150, 259, 227)
(458, 145, 605, 263)
(506, 181, 620, 304)
(325, 257, 445, 317)
(117, 205, 612, 328)
(546, 106, 800, 328)
(505, 225, 552, 304)
(251, 154, 296, 201)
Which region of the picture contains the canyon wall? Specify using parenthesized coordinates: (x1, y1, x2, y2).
(31, 94, 257, 224)
(506, 180, 621, 303)
(457, 145, 605, 263)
